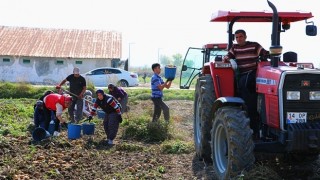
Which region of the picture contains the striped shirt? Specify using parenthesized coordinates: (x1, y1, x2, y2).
(226, 41, 269, 73)
(92, 94, 121, 115)
(151, 73, 164, 98)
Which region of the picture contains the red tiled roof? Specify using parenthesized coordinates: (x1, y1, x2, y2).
(0, 26, 122, 59)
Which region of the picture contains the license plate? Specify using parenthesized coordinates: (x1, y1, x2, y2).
(287, 112, 307, 124)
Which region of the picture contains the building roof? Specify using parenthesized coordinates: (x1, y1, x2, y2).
(0, 26, 122, 59)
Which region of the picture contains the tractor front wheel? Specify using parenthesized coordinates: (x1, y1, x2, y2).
(211, 106, 255, 179)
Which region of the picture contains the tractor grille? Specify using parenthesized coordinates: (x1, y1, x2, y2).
(282, 73, 320, 130)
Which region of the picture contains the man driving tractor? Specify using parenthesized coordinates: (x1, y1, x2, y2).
(223, 29, 269, 137)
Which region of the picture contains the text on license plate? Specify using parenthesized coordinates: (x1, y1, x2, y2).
(287, 112, 307, 123)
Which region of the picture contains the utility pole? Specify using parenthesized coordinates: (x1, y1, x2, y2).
(158, 48, 163, 64)
(128, 42, 135, 71)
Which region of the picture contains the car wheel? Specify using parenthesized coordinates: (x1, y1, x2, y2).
(118, 80, 128, 87)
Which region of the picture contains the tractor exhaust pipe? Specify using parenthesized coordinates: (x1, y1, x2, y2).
(267, 0, 279, 46)
(267, 0, 282, 67)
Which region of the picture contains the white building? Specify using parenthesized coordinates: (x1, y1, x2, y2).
(0, 26, 122, 84)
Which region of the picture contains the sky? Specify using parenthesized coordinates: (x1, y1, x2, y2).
(0, 0, 319, 68)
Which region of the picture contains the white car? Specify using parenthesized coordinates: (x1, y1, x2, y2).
(81, 67, 139, 87)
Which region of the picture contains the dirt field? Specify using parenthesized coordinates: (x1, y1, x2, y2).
(0, 100, 319, 179)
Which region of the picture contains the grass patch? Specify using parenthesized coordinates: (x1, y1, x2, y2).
(163, 89, 194, 101)
(126, 88, 194, 103)
(0, 82, 49, 99)
(0, 83, 193, 139)
(0, 98, 35, 136)
(115, 142, 144, 152)
(161, 140, 194, 154)
(0, 82, 194, 101)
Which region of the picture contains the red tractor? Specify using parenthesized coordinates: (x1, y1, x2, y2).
(180, 1, 319, 179)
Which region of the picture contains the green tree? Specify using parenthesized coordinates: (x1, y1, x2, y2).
(172, 53, 183, 67)
(160, 55, 172, 66)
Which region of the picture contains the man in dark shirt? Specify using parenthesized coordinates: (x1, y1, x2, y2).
(56, 67, 86, 123)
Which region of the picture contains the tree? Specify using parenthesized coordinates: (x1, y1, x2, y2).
(172, 53, 183, 67)
(160, 55, 172, 66)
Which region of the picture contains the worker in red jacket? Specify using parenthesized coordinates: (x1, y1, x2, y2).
(90, 89, 122, 145)
(43, 93, 72, 136)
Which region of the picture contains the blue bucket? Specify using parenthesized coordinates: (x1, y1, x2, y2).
(32, 127, 50, 141)
(82, 123, 95, 135)
(68, 124, 82, 139)
(97, 110, 105, 119)
(164, 65, 177, 79)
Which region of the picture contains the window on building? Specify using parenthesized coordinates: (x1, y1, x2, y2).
(56, 60, 64, 65)
(23, 59, 31, 64)
(3, 58, 10, 62)
(75, 61, 82, 64)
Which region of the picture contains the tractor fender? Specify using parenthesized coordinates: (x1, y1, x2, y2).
(212, 97, 245, 113)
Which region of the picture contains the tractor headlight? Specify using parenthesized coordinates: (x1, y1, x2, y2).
(309, 91, 320, 100)
(287, 91, 300, 100)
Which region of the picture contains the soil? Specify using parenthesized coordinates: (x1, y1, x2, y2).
(0, 100, 320, 179)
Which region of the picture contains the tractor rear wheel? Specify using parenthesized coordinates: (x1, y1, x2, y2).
(211, 106, 255, 179)
(194, 75, 215, 163)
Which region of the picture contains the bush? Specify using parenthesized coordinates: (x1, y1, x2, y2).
(121, 116, 171, 143)
(0, 82, 51, 99)
(146, 121, 171, 142)
(86, 81, 96, 98)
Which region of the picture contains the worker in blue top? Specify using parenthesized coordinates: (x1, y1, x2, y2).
(150, 63, 173, 122)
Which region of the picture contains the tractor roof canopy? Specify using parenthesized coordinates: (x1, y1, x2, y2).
(211, 10, 313, 23)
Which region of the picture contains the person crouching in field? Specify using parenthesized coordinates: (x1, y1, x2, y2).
(90, 89, 122, 145)
(33, 100, 45, 128)
(43, 93, 72, 136)
(108, 83, 128, 113)
(33, 90, 54, 128)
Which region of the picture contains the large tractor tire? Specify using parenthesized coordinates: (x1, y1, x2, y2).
(193, 75, 215, 163)
(211, 106, 255, 179)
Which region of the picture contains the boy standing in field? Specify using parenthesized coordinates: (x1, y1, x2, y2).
(150, 63, 173, 122)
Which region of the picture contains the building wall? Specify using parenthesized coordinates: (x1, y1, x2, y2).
(0, 56, 111, 84)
